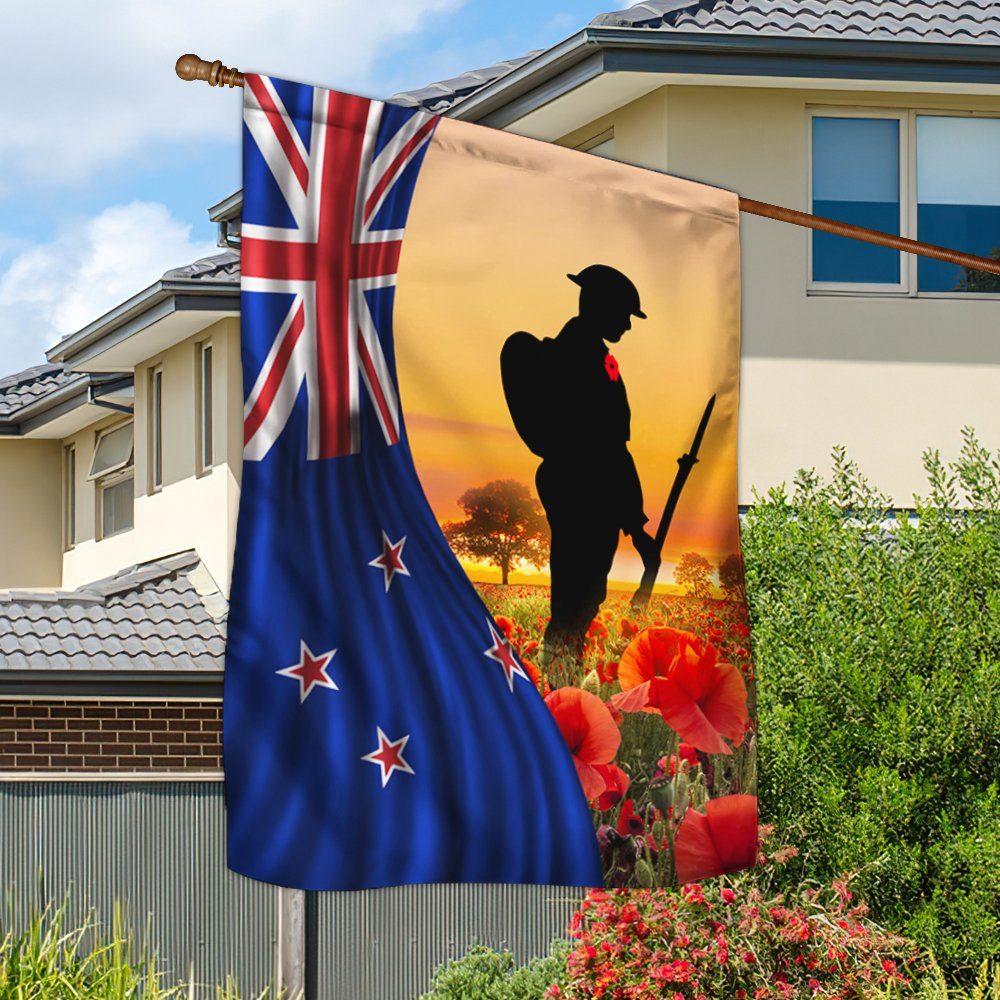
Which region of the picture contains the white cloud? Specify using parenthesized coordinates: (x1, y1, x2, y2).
(0, 201, 217, 370)
(0, 0, 462, 191)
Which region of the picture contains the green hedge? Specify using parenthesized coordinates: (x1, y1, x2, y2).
(741, 429, 1000, 980)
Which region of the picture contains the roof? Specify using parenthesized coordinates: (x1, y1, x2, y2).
(393, 52, 543, 114)
(394, 0, 1000, 113)
(0, 551, 226, 672)
(0, 364, 78, 420)
(592, 0, 1000, 42)
(161, 250, 240, 284)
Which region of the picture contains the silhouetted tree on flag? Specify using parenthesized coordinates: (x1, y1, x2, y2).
(718, 553, 746, 601)
(675, 551, 713, 598)
(443, 479, 548, 585)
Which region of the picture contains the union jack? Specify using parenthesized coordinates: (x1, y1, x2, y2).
(241, 75, 438, 461)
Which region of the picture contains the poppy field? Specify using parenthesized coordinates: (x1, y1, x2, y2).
(478, 583, 758, 888)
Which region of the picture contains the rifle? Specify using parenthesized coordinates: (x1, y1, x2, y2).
(630, 393, 716, 609)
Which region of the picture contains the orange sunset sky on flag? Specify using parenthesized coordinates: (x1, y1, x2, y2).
(393, 117, 742, 590)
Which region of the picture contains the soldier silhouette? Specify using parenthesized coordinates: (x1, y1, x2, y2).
(501, 264, 659, 665)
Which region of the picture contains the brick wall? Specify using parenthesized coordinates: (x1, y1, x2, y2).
(0, 699, 222, 771)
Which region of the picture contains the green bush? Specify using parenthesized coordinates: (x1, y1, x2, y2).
(0, 893, 277, 999)
(741, 428, 1000, 982)
(420, 941, 570, 999)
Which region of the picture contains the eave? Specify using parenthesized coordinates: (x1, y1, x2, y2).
(0, 669, 224, 699)
(45, 279, 239, 373)
(449, 27, 1000, 131)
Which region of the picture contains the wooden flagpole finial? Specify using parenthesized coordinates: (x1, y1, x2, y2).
(175, 54, 244, 89)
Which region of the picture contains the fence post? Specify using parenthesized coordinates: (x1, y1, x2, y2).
(276, 887, 306, 998)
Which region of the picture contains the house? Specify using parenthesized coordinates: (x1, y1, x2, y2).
(2, 2, 999, 997)
(394, 0, 1000, 507)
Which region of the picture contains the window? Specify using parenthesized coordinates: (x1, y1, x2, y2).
(197, 342, 213, 472)
(811, 114, 903, 287)
(149, 366, 163, 492)
(88, 422, 134, 539)
(63, 445, 75, 550)
(917, 116, 1000, 292)
(577, 128, 615, 159)
(809, 109, 1000, 294)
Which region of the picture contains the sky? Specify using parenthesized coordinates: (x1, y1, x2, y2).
(0, 0, 609, 373)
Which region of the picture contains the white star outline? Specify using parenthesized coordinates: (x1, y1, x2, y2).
(274, 639, 339, 703)
(483, 618, 528, 693)
(367, 530, 411, 593)
(361, 726, 415, 787)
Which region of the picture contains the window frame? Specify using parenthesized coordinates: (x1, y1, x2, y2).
(98, 466, 135, 540)
(90, 419, 135, 541)
(148, 364, 163, 494)
(63, 444, 75, 552)
(807, 106, 909, 296)
(196, 340, 214, 475)
(575, 127, 615, 157)
(807, 105, 1000, 300)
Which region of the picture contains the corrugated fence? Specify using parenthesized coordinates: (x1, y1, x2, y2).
(1, 782, 583, 999)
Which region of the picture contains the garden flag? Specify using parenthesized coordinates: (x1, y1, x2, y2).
(225, 73, 756, 891)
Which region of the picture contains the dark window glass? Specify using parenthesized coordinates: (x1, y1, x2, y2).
(812, 117, 901, 284)
(917, 116, 1000, 293)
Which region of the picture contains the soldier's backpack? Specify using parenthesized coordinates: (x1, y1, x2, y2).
(500, 331, 553, 458)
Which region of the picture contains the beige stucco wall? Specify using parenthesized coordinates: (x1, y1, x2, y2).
(0, 439, 63, 588)
(559, 85, 1000, 505)
(61, 317, 243, 596)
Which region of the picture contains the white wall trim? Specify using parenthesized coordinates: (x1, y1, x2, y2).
(0, 770, 223, 783)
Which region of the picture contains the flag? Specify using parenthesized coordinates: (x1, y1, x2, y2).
(226, 75, 602, 889)
(226, 73, 756, 891)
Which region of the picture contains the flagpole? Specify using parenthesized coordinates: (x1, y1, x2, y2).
(175, 53, 1000, 279)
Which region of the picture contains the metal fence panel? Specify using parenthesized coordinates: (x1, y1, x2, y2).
(0, 782, 276, 998)
(316, 882, 584, 1000)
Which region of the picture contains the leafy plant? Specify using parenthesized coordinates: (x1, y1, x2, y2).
(741, 428, 1000, 982)
(420, 941, 571, 1000)
(0, 892, 280, 999)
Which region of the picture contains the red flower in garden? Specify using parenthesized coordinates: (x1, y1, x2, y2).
(545, 687, 622, 804)
(612, 626, 748, 754)
(674, 794, 758, 883)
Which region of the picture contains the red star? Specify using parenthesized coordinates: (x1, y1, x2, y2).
(275, 640, 338, 703)
(368, 531, 410, 592)
(361, 727, 414, 787)
(483, 619, 528, 693)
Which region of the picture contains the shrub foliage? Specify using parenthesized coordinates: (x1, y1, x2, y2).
(741, 429, 1000, 979)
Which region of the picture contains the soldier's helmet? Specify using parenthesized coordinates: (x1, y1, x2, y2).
(567, 264, 646, 319)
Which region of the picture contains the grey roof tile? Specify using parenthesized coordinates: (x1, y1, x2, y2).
(0, 550, 227, 672)
(596, 0, 1000, 42)
(0, 364, 77, 419)
(395, 1, 1000, 113)
(162, 250, 240, 285)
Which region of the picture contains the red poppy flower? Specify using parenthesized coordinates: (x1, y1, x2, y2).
(594, 763, 630, 810)
(674, 794, 758, 883)
(617, 798, 644, 836)
(495, 615, 514, 638)
(604, 354, 620, 381)
(611, 626, 748, 754)
(545, 687, 622, 804)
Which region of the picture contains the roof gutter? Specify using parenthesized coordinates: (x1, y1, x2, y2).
(449, 26, 1000, 127)
(0, 373, 136, 436)
(0, 669, 224, 699)
(46, 279, 239, 367)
